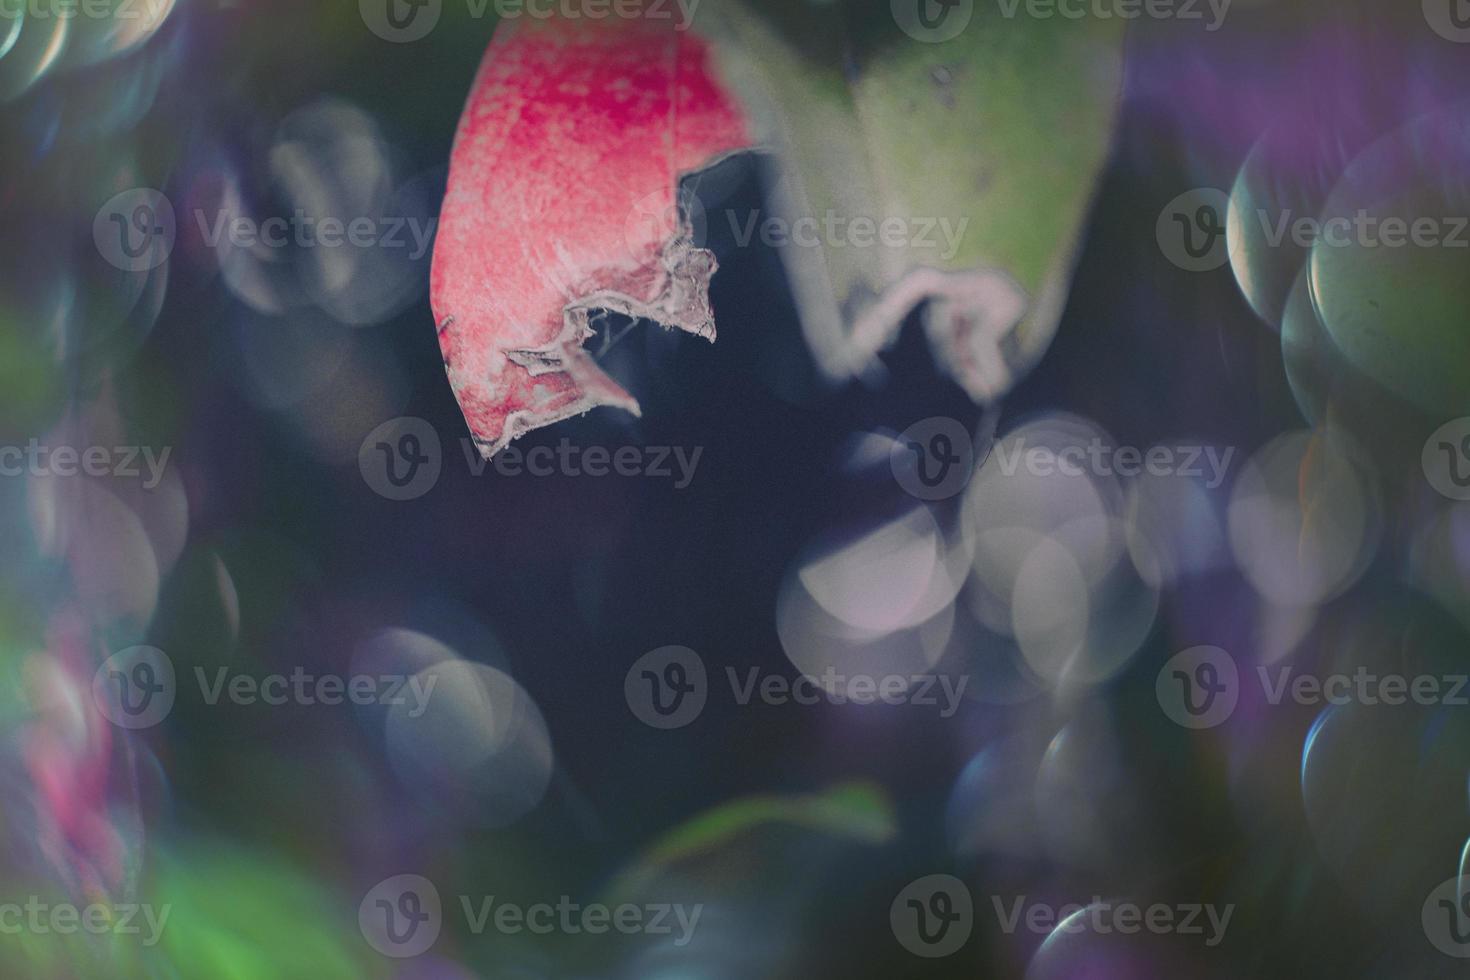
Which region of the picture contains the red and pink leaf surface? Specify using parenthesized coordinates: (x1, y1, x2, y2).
(431, 15, 750, 457)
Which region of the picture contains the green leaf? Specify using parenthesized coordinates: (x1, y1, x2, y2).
(605, 782, 896, 902)
(707, 0, 1124, 402)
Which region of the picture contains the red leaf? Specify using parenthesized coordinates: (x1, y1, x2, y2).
(431, 15, 750, 457)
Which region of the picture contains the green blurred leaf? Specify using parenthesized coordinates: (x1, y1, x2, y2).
(606, 782, 895, 902)
(709, 0, 1123, 401)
